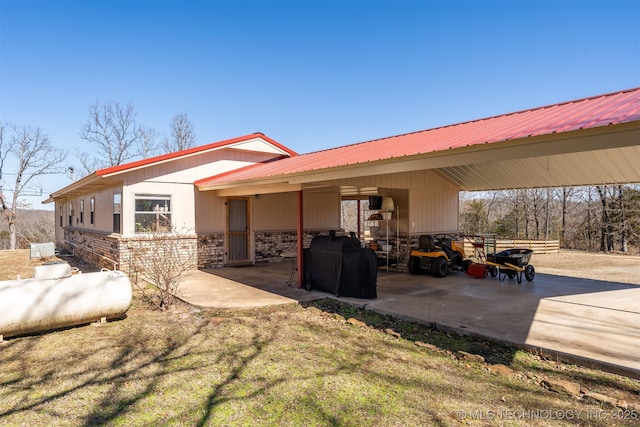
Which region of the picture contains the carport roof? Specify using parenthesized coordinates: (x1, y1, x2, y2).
(196, 87, 640, 193)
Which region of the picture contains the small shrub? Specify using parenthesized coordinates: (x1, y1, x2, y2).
(128, 228, 196, 310)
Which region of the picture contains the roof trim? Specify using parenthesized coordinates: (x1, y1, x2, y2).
(194, 155, 289, 187)
(42, 172, 102, 203)
(97, 132, 297, 177)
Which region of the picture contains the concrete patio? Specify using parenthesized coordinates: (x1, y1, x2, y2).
(178, 261, 640, 379)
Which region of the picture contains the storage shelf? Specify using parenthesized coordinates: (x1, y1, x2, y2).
(365, 205, 399, 272)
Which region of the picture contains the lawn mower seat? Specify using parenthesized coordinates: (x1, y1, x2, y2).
(419, 235, 436, 250)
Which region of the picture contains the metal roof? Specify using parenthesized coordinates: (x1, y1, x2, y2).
(197, 88, 640, 193)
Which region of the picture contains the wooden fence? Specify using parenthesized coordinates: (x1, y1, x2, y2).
(463, 237, 560, 255)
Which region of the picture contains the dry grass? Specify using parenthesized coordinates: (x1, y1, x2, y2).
(0, 249, 42, 280)
(1, 250, 639, 426)
(533, 250, 640, 285)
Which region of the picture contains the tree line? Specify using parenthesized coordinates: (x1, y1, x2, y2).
(460, 185, 640, 254)
(1, 102, 197, 249)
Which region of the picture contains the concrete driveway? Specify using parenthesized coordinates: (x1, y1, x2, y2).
(178, 261, 640, 378)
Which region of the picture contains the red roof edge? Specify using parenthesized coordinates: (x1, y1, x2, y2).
(194, 155, 288, 186)
(96, 132, 297, 177)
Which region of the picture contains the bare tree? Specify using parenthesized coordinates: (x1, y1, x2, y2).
(559, 187, 577, 246)
(463, 185, 639, 253)
(0, 123, 11, 243)
(138, 127, 160, 159)
(617, 185, 628, 253)
(14, 209, 55, 248)
(460, 199, 488, 235)
(0, 123, 9, 182)
(596, 186, 614, 251)
(162, 112, 196, 153)
(0, 124, 65, 249)
(78, 101, 157, 172)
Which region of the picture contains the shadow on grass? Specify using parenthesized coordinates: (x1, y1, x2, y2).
(303, 298, 518, 365)
(1, 295, 637, 426)
(301, 298, 640, 398)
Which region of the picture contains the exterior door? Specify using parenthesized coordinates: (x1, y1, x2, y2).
(227, 197, 249, 263)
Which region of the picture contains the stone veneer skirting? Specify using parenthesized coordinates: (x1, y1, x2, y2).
(254, 230, 325, 263)
(62, 228, 415, 274)
(197, 234, 225, 270)
(63, 229, 226, 273)
(255, 230, 414, 273)
(63, 228, 120, 271)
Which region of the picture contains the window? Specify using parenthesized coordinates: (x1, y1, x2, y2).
(80, 200, 84, 224)
(90, 197, 95, 225)
(59, 204, 63, 227)
(134, 195, 171, 233)
(68, 202, 73, 226)
(113, 193, 121, 234)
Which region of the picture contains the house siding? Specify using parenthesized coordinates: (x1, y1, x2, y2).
(315, 169, 461, 235)
(121, 181, 196, 236)
(55, 185, 119, 243)
(126, 149, 278, 184)
(194, 191, 226, 234)
(52, 144, 284, 244)
(251, 192, 341, 231)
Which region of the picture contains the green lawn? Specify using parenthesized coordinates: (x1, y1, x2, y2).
(1, 294, 638, 427)
(1, 249, 639, 426)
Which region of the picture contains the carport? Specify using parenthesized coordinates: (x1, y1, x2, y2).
(190, 88, 640, 376)
(196, 87, 640, 287)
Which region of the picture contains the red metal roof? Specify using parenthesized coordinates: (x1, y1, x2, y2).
(97, 132, 298, 177)
(197, 88, 640, 187)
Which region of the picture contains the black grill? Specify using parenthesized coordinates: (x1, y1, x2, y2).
(303, 234, 377, 299)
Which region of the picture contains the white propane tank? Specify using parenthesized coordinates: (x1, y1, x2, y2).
(0, 270, 132, 339)
(33, 261, 73, 280)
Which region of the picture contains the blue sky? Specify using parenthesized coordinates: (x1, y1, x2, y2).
(1, 0, 639, 209)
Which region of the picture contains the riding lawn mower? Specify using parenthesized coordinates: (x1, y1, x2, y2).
(407, 234, 472, 278)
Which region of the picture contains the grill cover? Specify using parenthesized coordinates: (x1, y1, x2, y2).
(304, 234, 377, 298)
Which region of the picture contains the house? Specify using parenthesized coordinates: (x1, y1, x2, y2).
(44, 133, 304, 270)
(45, 88, 640, 284)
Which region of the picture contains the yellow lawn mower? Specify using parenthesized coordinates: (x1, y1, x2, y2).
(408, 234, 472, 278)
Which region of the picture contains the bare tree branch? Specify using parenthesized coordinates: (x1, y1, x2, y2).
(79, 101, 157, 169)
(138, 127, 160, 159)
(0, 124, 65, 249)
(162, 112, 196, 153)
